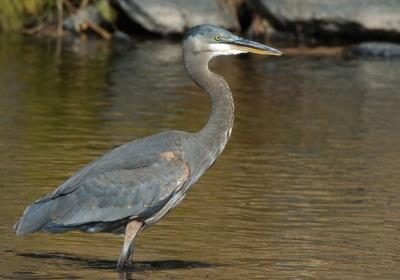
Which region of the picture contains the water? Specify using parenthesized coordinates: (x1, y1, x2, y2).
(0, 35, 399, 279)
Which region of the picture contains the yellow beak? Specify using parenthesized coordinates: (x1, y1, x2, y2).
(228, 38, 283, 56)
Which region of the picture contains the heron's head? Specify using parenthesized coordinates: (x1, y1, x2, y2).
(183, 24, 282, 59)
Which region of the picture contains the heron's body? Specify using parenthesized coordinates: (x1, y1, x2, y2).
(15, 25, 281, 269)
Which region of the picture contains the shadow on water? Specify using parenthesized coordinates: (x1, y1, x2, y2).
(16, 251, 215, 271)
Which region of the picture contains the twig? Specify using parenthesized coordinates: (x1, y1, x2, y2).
(23, 23, 45, 34)
(63, 0, 112, 40)
(85, 21, 112, 39)
(57, 0, 63, 37)
(63, 0, 77, 13)
(80, 0, 90, 9)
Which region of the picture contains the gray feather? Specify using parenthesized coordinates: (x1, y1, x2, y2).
(15, 132, 189, 235)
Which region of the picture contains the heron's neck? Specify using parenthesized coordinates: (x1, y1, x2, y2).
(185, 53, 234, 153)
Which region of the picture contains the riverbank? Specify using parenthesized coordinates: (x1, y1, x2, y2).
(2, 0, 400, 57)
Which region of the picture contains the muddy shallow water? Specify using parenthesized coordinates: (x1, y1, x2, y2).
(0, 36, 399, 279)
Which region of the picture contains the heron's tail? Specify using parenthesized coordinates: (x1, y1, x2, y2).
(14, 200, 54, 236)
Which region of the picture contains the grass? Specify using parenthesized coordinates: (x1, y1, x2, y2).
(0, 0, 116, 34)
(0, 0, 57, 31)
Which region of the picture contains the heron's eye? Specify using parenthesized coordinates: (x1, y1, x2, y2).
(215, 34, 221, 41)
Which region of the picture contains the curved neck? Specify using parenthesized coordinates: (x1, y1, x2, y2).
(184, 51, 234, 153)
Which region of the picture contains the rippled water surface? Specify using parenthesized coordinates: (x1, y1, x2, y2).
(0, 35, 399, 279)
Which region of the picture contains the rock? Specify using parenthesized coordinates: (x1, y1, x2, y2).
(349, 42, 400, 58)
(113, 0, 240, 35)
(113, 30, 132, 42)
(252, 0, 400, 41)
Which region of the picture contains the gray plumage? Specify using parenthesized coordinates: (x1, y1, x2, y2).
(15, 24, 282, 269)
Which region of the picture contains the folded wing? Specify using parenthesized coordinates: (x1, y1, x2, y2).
(15, 152, 189, 235)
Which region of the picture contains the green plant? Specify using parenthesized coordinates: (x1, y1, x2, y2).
(0, 0, 57, 31)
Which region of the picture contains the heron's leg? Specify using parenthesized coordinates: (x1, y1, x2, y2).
(116, 220, 143, 269)
(126, 243, 135, 262)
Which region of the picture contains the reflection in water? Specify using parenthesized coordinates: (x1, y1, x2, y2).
(0, 36, 400, 279)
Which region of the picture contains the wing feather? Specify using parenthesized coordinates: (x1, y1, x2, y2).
(15, 153, 189, 234)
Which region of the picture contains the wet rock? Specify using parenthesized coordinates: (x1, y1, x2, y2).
(113, 30, 132, 42)
(252, 0, 400, 41)
(113, 0, 240, 35)
(349, 42, 400, 58)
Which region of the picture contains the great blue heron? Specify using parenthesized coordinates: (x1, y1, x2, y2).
(14, 25, 282, 269)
